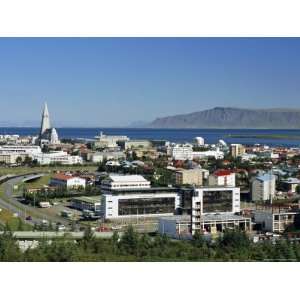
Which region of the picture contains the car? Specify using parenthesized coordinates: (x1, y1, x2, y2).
(41, 219, 49, 225)
(26, 216, 32, 221)
(58, 225, 66, 231)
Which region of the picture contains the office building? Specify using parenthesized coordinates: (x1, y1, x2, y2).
(101, 175, 180, 219)
(191, 187, 248, 235)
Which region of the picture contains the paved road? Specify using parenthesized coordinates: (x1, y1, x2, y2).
(0, 174, 70, 227)
(0, 231, 119, 239)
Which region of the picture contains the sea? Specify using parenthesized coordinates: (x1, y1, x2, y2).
(1, 127, 300, 147)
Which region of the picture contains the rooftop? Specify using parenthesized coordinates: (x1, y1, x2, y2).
(71, 196, 100, 203)
(201, 213, 250, 222)
(256, 174, 276, 182)
(109, 175, 149, 183)
(52, 174, 77, 181)
(214, 169, 234, 177)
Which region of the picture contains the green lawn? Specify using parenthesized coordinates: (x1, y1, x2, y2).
(0, 208, 32, 231)
(0, 165, 98, 176)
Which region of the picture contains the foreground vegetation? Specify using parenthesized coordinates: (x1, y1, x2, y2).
(1, 226, 300, 261)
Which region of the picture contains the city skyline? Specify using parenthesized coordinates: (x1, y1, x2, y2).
(1, 38, 300, 127)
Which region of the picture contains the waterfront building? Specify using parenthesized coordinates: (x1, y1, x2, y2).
(94, 131, 129, 149)
(118, 139, 152, 150)
(194, 137, 205, 146)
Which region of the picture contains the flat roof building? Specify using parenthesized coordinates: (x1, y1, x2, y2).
(101, 175, 180, 220)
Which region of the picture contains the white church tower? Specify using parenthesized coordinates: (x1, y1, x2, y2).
(40, 102, 51, 137)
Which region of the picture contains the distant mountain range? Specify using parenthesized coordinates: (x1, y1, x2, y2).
(148, 107, 300, 129)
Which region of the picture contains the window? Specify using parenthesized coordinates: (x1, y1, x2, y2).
(202, 190, 233, 213)
(118, 197, 175, 216)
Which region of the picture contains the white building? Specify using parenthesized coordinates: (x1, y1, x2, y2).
(101, 175, 151, 192)
(192, 150, 224, 160)
(50, 174, 86, 189)
(171, 144, 193, 160)
(31, 151, 83, 165)
(101, 175, 180, 219)
(94, 131, 129, 148)
(194, 137, 205, 146)
(208, 170, 236, 187)
(191, 186, 242, 235)
(282, 177, 300, 193)
(0, 145, 42, 155)
(88, 151, 125, 163)
(251, 174, 276, 202)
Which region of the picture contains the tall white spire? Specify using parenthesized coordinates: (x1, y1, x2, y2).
(40, 102, 51, 136)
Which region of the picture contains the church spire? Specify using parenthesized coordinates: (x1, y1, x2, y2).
(40, 102, 51, 136)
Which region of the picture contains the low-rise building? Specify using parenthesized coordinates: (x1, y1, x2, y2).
(208, 169, 236, 187)
(282, 177, 300, 193)
(192, 150, 224, 160)
(93, 131, 129, 149)
(101, 175, 151, 192)
(171, 144, 193, 161)
(158, 215, 192, 239)
(31, 151, 83, 165)
(254, 210, 298, 233)
(88, 151, 125, 163)
(175, 168, 203, 186)
(118, 139, 152, 150)
(50, 174, 86, 189)
(71, 196, 101, 214)
(0, 145, 42, 155)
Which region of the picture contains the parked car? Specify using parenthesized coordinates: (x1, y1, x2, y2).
(26, 216, 32, 221)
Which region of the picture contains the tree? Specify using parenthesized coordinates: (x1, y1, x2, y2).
(119, 226, 139, 256)
(16, 156, 23, 165)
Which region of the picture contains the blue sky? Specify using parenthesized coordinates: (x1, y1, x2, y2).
(1, 38, 300, 127)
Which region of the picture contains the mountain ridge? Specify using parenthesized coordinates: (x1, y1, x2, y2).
(148, 107, 300, 129)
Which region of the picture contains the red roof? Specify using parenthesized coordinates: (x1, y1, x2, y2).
(214, 169, 234, 177)
(52, 174, 75, 181)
